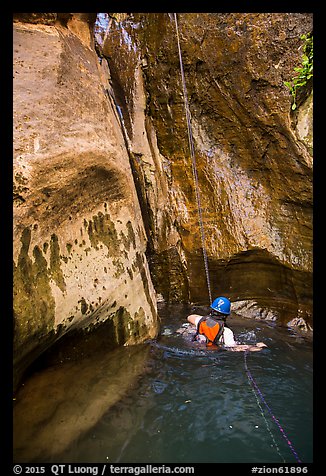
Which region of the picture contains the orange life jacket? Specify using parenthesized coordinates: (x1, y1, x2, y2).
(196, 316, 225, 346)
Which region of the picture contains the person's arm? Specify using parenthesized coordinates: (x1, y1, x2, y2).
(228, 342, 267, 352)
(175, 315, 200, 336)
(187, 314, 201, 326)
(223, 328, 267, 351)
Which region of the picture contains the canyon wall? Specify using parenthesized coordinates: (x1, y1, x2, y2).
(13, 13, 159, 389)
(13, 12, 313, 387)
(100, 13, 313, 327)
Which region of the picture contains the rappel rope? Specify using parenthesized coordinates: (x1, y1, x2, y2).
(244, 352, 286, 462)
(244, 351, 302, 463)
(174, 13, 212, 305)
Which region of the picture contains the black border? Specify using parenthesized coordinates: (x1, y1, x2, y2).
(5, 3, 321, 471)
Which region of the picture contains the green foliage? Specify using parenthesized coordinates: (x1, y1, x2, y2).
(284, 33, 313, 110)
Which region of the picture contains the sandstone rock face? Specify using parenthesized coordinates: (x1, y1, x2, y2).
(13, 14, 158, 389)
(100, 13, 313, 327)
(13, 12, 313, 387)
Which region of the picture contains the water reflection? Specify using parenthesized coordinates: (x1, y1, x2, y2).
(13, 345, 150, 462)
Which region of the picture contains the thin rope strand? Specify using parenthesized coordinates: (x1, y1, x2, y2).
(244, 351, 302, 463)
(244, 352, 286, 462)
(174, 13, 212, 305)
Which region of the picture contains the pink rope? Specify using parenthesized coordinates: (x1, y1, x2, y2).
(244, 351, 302, 463)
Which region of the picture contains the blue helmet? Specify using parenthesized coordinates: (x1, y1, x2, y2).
(211, 296, 231, 315)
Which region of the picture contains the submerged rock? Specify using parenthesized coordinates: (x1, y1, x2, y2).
(287, 316, 313, 333)
(13, 344, 150, 462)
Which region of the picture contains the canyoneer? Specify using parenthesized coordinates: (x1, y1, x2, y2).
(185, 296, 267, 352)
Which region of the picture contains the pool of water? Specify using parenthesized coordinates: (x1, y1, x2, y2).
(13, 304, 313, 464)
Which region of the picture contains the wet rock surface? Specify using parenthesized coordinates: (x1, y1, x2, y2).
(13, 14, 159, 389)
(13, 13, 313, 388)
(102, 13, 313, 325)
